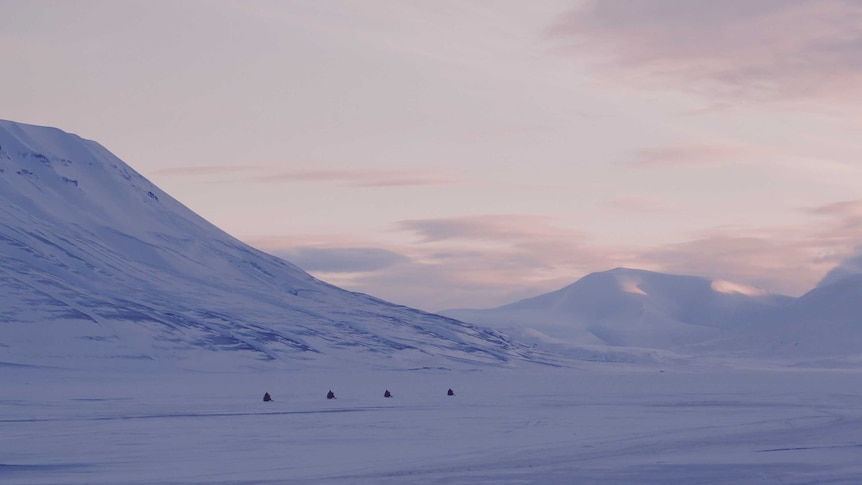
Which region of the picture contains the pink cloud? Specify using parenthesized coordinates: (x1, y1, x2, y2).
(152, 165, 261, 176)
(255, 168, 461, 187)
(154, 164, 462, 187)
(804, 199, 862, 254)
(640, 199, 862, 295)
(639, 233, 829, 296)
(250, 202, 862, 309)
(549, 0, 862, 103)
(397, 214, 570, 243)
(269, 247, 410, 273)
(807, 199, 862, 217)
(605, 196, 675, 213)
(251, 236, 580, 311)
(625, 142, 857, 187)
(392, 214, 641, 305)
(251, 216, 634, 309)
(396, 214, 627, 273)
(629, 143, 753, 169)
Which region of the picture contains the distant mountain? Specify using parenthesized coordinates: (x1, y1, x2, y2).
(444, 268, 793, 358)
(447, 267, 862, 365)
(816, 253, 862, 289)
(0, 120, 544, 369)
(724, 274, 862, 361)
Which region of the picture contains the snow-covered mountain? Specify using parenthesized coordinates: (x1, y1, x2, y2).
(0, 120, 544, 369)
(446, 267, 862, 364)
(816, 252, 862, 288)
(444, 268, 794, 358)
(724, 273, 862, 361)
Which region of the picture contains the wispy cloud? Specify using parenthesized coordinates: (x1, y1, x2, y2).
(397, 214, 569, 244)
(397, 214, 626, 276)
(549, 0, 862, 103)
(641, 200, 862, 295)
(393, 214, 638, 304)
(629, 143, 753, 169)
(605, 196, 675, 213)
(153, 164, 462, 187)
(818, 249, 862, 287)
(252, 202, 862, 309)
(807, 199, 862, 217)
(254, 168, 460, 187)
(253, 215, 634, 310)
(253, 236, 573, 311)
(625, 141, 862, 193)
(804, 199, 862, 271)
(639, 231, 829, 296)
(153, 165, 262, 176)
(269, 246, 410, 273)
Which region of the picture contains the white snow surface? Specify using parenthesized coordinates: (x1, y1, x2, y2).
(2, 362, 862, 484)
(0, 120, 546, 370)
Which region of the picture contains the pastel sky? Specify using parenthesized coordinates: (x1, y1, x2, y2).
(4, 0, 862, 311)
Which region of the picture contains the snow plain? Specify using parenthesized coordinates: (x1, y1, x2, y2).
(3, 360, 861, 485)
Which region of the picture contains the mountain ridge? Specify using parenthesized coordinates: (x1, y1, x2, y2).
(0, 120, 547, 370)
(445, 266, 862, 365)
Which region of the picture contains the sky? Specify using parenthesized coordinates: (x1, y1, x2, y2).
(4, 0, 862, 311)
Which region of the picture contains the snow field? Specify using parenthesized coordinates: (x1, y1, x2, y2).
(2, 363, 861, 484)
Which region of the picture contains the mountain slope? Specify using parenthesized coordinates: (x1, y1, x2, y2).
(720, 274, 862, 361)
(444, 268, 792, 356)
(0, 120, 543, 369)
